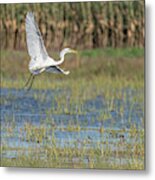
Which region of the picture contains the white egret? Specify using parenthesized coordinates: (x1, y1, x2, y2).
(24, 12, 77, 90)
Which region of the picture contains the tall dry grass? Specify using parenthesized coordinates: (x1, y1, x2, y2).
(0, 1, 144, 50)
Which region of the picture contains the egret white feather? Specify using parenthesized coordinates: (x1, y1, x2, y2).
(24, 12, 77, 90)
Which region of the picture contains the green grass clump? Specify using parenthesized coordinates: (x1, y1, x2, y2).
(80, 47, 144, 59)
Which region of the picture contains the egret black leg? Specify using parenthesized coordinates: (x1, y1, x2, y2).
(26, 75, 35, 91)
(23, 74, 33, 88)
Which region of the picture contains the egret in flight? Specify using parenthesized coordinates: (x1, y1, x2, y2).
(24, 12, 77, 90)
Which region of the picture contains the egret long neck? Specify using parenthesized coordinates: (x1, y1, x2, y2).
(53, 51, 66, 66)
(59, 52, 65, 64)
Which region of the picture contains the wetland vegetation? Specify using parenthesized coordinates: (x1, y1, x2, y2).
(1, 47, 144, 169)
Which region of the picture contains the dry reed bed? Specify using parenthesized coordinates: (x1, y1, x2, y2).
(0, 1, 144, 50)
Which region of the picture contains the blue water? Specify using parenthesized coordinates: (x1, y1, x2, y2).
(0, 88, 144, 159)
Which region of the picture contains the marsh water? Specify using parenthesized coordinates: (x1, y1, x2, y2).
(1, 88, 144, 166)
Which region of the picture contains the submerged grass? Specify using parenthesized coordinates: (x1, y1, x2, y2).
(1, 121, 144, 169)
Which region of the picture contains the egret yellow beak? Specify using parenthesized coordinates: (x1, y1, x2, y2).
(70, 49, 78, 54)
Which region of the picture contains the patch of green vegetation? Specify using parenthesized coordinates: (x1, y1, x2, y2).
(80, 47, 144, 59)
(1, 48, 144, 89)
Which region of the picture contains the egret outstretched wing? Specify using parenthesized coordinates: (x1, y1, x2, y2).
(24, 12, 77, 91)
(25, 12, 48, 60)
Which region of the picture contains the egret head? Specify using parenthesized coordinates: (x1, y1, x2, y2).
(60, 48, 77, 58)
